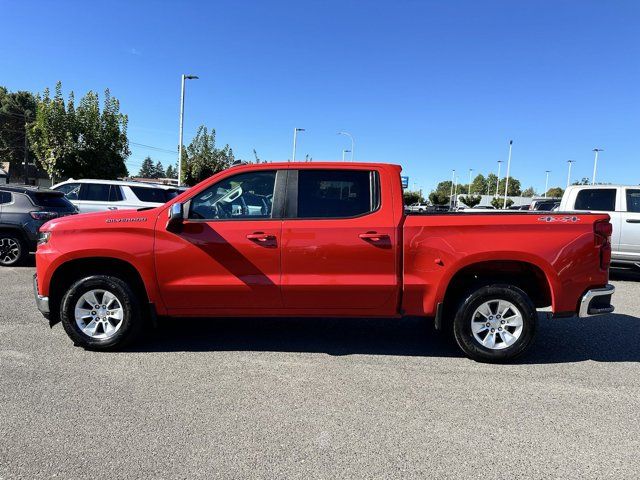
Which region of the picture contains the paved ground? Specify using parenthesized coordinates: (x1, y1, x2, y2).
(1, 265, 640, 479)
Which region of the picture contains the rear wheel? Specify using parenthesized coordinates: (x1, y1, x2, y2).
(60, 275, 143, 350)
(0, 233, 26, 266)
(453, 284, 537, 363)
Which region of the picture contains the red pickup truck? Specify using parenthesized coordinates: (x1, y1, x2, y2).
(34, 162, 615, 362)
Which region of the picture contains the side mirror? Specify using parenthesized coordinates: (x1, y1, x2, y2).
(167, 202, 184, 232)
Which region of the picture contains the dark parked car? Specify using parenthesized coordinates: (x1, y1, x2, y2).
(529, 199, 561, 211)
(0, 185, 77, 266)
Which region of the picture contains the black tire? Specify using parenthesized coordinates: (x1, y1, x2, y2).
(60, 275, 143, 350)
(0, 232, 26, 266)
(452, 284, 537, 363)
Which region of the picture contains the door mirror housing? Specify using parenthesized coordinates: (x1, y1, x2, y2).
(167, 202, 184, 232)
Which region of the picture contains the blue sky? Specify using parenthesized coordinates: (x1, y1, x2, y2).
(2, 0, 638, 192)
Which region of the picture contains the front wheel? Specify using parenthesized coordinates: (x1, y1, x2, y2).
(0, 233, 26, 266)
(59, 275, 143, 350)
(453, 284, 537, 363)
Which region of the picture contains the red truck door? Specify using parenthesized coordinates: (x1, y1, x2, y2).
(280, 167, 399, 314)
(154, 169, 285, 314)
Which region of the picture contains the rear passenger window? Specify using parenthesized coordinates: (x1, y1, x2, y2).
(130, 187, 170, 204)
(81, 184, 111, 202)
(0, 191, 12, 204)
(574, 189, 616, 212)
(627, 189, 640, 213)
(55, 183, 81, 200)
(297, 170, 378, 218)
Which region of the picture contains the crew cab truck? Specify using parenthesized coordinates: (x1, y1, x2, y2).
(34, 162, 615, 362)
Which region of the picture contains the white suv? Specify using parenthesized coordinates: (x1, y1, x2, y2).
(51, 179, 185, 213)
(560, 185, 640, 268)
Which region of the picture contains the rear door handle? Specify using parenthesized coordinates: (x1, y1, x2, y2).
(246, 232, 276, 242)
(626, 219, 640, 223)
(108, 207, 118, 210)
(359, 232, 389, 241)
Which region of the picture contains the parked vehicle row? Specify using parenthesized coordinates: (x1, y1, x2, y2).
(33, 162, 614, 362)
(51, 179, 186, 213)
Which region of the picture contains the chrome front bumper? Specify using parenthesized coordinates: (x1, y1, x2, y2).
(579, 284, 615, 318)
(33, 274, 50, 318)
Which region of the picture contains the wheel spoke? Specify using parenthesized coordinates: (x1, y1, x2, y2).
(82, 319, 99, 336)
(471, 322, 488, 334)
(110, 308, 124, 321)
(505, 313, 523, 327)
(102, 291, 117, 308)
(75, 308, 93, 319)
(482, 332, 496, 348)
(83, 291, 100, 307)
(476, 303, 492, 319)
(499, 330, 516, 346)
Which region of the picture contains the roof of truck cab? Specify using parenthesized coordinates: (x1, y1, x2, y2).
(52, 179, 184, 189)
(233, 161, 402, 170)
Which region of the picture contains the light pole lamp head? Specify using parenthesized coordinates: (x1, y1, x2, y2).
(295, 128, 305, 132)
(593, 148, 603, 152)
(184, 75, 199, 80)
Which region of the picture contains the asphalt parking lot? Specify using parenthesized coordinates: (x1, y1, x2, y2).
(1, 265, 640, 479)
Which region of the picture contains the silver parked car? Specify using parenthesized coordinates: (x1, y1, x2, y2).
(51, 179, 185, 213)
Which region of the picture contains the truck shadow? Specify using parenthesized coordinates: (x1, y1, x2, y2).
(131, 313, 640, 364)
(610, 268, 640, 282)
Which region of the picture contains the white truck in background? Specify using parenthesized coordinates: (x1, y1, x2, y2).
(560, 185, 640, 268)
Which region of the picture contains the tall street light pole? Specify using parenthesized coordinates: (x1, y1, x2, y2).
(450, 169, 456, 209)
(566, 160, 575, 189)
(544, 170, 550, 198)
(468, 169, 473, 195)
(503, 140, 513, 209)
(291, 128, 305, 162)
(592, 148, 603, 185)
(338, 131, 354, 161)
(177, 74, 199, 186)
(495, 160, 502, 196)
(342, 149, 351, 162)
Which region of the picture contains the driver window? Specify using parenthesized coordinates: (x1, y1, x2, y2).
(189, 170, 276, 220)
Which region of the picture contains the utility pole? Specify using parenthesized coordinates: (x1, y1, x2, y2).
(177, 74, 199, 186)
(592, 148, 603, 185)
(495, 160, 502, 196)
(292, 128, 305, 162)
(450, 169, 455, 209)
(23, 120, 29, 185)
(503, 140, 513, 209)
(544, 170, 550, 198)
(566, 160, 575, 189)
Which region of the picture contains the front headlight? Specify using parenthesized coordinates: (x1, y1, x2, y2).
(37, 231, 51, 246)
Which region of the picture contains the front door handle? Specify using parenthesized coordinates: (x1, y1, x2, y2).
(358, 232, 389, 241)
(626, 219, 640, 224)
(246, 232, 276, 242)
(108, 206, 118, 210)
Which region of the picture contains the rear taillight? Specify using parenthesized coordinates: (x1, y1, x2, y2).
(30, 211, 58, 221)
(594, 220, 612, 269)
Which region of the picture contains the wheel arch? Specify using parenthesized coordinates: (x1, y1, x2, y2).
(440, 259, 555, 315)
(48, 257, 150, 324)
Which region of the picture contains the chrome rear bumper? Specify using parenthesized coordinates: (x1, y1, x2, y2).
(579, 284, 615, 318)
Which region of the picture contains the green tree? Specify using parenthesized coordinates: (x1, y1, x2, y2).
(459, 194, 482, 207)
(521, 186, 536, 197)
(546, 187, 564, 198)
(486, 173, 498, 195)
(165, 164, 177, 179)
(470, 174, 488, 196)
(491, 197, 513, 209)
(0, 87, 37, 181)
(403, 190, 424, 205)
(429, 191, 450, 206)
(138, 156, 154, 177)
(572, 177, 590, 186)
(181, 125, 234, 186)
(29, 82, 129, 181)
(153, 160, 165, 178)
(497, 177, 521, 196)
